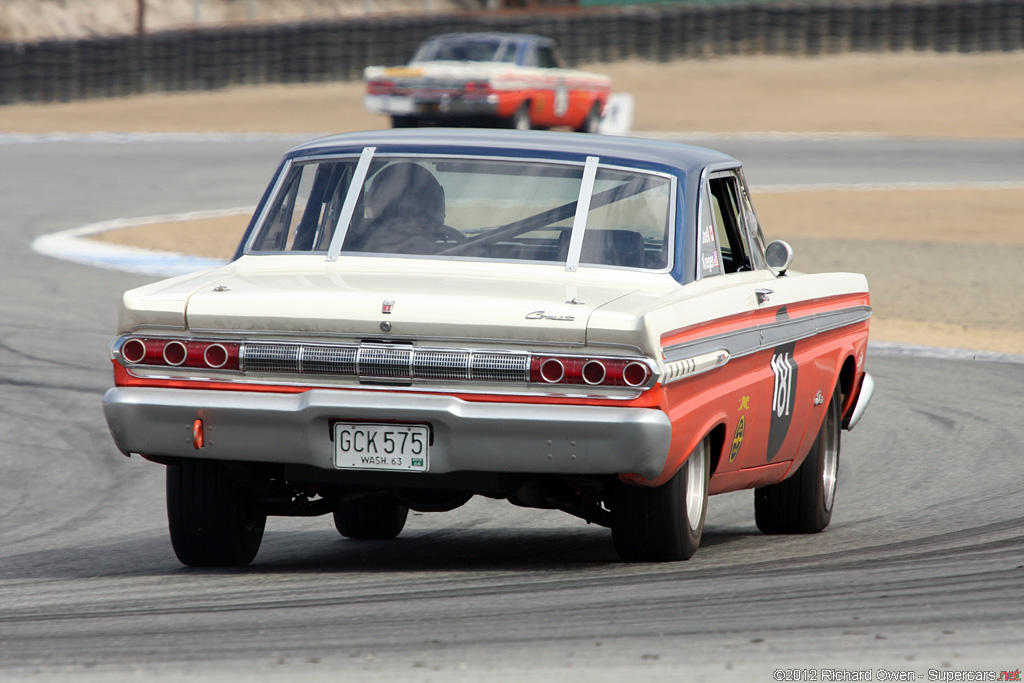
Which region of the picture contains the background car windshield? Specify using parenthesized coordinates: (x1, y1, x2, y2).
(248, 156, 671, 270)
(414, 39, 505, 63)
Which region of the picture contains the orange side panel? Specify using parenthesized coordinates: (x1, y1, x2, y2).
(634, 293, 870, 490)
(708, 462, 791, 495)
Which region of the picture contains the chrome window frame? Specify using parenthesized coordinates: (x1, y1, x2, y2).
(694, 162, 744, 282)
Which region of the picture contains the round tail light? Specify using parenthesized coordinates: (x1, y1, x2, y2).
(121, 338, 147, 364)
(163, 341, 187, 366)
(539, 358, 565, 383)
(622, 361, 650, 387)
(203, 344, 229, 369)
(582, 360, 607, 385)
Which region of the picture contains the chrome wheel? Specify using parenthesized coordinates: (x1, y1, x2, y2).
(821, 396, 840, 512)
(685, 439, 708, 533)
(611, 436, 710, 562)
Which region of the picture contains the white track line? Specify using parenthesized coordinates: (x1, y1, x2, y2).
(754, 181, 1024, 192)
(31, 209, 248, 277)
(641, 130, 897, 141)
(868, 341, 1024, 364)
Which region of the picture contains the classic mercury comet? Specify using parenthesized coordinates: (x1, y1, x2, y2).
(102, 129, 873, 567)
(363, 32, 610, 132)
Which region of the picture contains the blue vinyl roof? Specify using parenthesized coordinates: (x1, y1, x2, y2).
(285, 129, 739, 177)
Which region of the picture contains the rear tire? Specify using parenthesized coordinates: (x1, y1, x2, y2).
(576, 102, 601, 134)
(611, 437, 710, 562)
(509, 103, 531, 131)
(755, 383, 841, 534)
(166, 459, 266, 567)
(333, 492, 409, 540)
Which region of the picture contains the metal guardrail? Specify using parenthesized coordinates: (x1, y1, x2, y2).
(1, 0, 1022, 105)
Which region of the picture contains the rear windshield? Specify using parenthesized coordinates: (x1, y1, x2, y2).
(246, 154, 674, 271)
(413, 38, 509, 63)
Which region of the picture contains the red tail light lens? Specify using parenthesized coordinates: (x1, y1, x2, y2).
(120, 338, 147, 364)
(530, 355, 653, 388)
(204, 344, 229, 369)
(582, 360, 607, 385)
(539, 358, 565, 383)
(367, 80, 395, 94)
(622, 362, 650, 387)
(162, 341, 187, 366)
(465, 81, 492, 93)
(119, 338, 240, 371)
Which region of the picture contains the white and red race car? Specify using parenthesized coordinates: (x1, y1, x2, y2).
(103, 129, 873, 567)
(363, 32, 611, 132)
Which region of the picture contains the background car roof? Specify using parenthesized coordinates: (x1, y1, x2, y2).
(422, 32, 550, 44)
(286, 129, 739, 176)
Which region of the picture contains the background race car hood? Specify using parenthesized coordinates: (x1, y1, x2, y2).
(182, 264, 645, 346)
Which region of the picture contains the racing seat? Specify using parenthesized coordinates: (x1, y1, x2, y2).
(557, 228, 645, 268)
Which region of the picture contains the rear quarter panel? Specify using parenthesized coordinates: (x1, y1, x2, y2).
(620, 271, 869, 489)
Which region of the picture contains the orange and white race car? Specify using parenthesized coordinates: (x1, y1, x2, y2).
(363, 32, 611, 132)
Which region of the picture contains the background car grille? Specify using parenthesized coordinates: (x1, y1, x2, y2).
(240, 342, 529, 383)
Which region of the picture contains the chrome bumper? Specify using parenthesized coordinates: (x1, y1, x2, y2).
(103, 387, 672, 480)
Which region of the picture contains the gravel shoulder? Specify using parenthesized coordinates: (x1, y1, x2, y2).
(13, 51, 1024, 354)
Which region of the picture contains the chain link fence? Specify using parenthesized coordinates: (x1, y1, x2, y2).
(1, 0, 1022, 105)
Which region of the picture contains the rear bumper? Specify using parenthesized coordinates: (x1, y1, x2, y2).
(364, 93, 500, 118)
(103, 387, 672, 480)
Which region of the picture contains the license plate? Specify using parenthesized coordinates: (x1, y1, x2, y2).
(383, 96, 415, 114)
(334, 422, 429, 472)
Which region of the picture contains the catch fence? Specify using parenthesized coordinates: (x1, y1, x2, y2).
(1, 0, 1021, 104)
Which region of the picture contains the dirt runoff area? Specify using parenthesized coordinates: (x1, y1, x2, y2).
(13, 51, 1024, 355)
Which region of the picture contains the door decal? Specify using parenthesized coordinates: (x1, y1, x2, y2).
(766, 308, 798, 462)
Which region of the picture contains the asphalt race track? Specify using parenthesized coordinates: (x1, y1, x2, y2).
(1, 136, 1022, 680)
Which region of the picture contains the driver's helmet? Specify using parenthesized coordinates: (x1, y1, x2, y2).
(365, 162, 446, 228)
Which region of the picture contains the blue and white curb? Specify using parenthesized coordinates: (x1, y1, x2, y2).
(31, 209, 247, 278)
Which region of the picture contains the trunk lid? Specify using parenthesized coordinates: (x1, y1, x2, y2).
(183, 261, 642, 347)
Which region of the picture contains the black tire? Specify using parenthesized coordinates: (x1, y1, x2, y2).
(333, 492, 409, 540)
(611, 437, 710, 562)
(509, 103, 531, 131)
(166, 459, 266, 567)
(755, 383, 841, 534)
(391, 115, 418, 128)
(576, 102, 601, 134)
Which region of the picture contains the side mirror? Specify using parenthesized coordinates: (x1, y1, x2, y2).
(765, 240, 794, 276)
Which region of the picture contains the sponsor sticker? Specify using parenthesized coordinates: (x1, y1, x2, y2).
(729, 395, 750, 463)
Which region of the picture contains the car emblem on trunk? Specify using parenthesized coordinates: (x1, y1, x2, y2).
(382, 299, 395, 314)
(526, 310, 575, 322)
